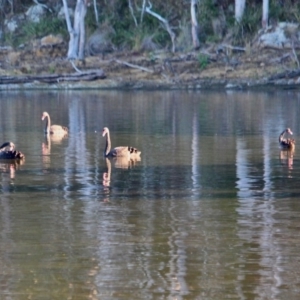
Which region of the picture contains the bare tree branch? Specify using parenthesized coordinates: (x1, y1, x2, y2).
(222, 44, 246, 52)
(145, 1, 176, 52)
(62, 0, 73, 32)
(93, 0, 99, 24)
(292, 41, 300, 68)
(114, 59, 153, 73)
(70, 60, 82, 73)
(128, 0, 138, 27)
(33, 0, 52, 13)
(7, 0, 13, 14)
(140, 0, 146, 23)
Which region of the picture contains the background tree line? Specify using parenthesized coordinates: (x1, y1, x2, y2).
(0, 0, 299, 59)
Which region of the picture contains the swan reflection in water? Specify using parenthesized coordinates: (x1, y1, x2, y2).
(0, 159, 25, 180)
(280, 149, 294, 170)
(42, 133, 68, 169)
(278, 128, 295, 173)
(42, 135, 51, 168)
(102, 156, 141, 202)
(113, 156, 141, 169)
(102, 158, 111, 202)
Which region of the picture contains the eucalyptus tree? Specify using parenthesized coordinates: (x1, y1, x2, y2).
(62, 0, 88, 60)
(235, 0, 269, 29)
(262, 0, 269, 29)
(235, 0, 246, 23)
(191, 0, 200, 49)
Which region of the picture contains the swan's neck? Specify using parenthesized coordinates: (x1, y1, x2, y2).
(104, 132, 111, 156)
(44, 115, 51, 134)
(279, 130, 286, 143)
(106, 158, 111, 180)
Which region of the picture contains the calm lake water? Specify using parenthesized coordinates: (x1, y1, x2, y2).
(0, 89, 300, 299)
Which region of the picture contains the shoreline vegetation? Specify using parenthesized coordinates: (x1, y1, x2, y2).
(1, 1, 300, 90)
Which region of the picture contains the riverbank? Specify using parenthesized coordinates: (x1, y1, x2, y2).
(0, 46, 300, 90)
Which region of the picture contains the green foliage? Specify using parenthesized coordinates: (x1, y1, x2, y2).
(22, 17, 66, 39)
(206, 34, 221, 43)
(4, 32, 15, 47)
(5, 17, 67, 47)
(199, 0, 220, 18)
(229, 6, 261, 46)
(48, 65, 56, 74)
(197, 3, 215, 40)
(85, 9, 99, 35)
(112, 26, 137, 50)
(3, 0, 300, 52)
(109, 7, 170, 51)
(197, 0, 229, 44)
(198, 53, 209, 70)
(269, 0, 300, 23)
(148, 51, 156, 63)
(176, 19, 193, 51)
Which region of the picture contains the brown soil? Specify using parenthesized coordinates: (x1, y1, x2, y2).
(0, 45, 298, 89)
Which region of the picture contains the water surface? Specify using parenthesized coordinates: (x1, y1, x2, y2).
(0, 90, 300, 299)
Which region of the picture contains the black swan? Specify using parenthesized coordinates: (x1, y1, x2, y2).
(279, 128, 295, 150)
(0, 142, 25, 160)
(42, 111, 68, 136)
(102, 127, 141, 158)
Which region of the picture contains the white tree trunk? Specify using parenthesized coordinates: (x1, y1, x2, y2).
(62, 0, 87, 60)
(262, 0, 269, 29)
(62, 0, 76, 58)
(235, 0, 246, 23)
(191, 0, 200, 49)
(78, 0, 87, 59)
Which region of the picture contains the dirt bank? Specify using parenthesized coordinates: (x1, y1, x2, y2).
(0, 45, 300, 90)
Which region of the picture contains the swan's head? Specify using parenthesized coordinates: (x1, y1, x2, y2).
(8, 142, 15, 151)
(0, 142, 15, 151)
(286, 128, 293, 135)
(102, 127, 109, 137)
(41, 112, 49, 121)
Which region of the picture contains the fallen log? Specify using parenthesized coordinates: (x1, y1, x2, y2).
(269, 68, 300, 80)
(0, 69, 106, 84)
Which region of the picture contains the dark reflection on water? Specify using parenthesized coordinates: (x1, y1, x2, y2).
(0, 90, 300, 298)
